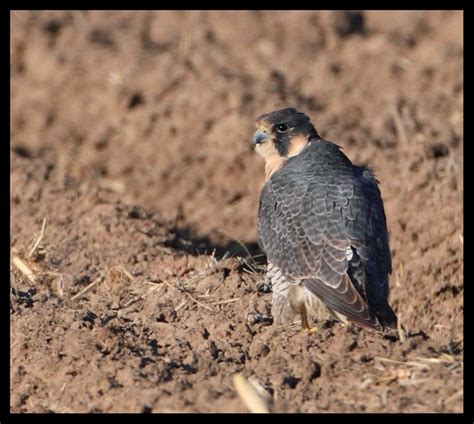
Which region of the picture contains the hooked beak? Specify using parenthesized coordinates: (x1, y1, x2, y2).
(253, 129, 269, 146)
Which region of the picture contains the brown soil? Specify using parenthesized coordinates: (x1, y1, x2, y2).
(10, 11, 463, 413)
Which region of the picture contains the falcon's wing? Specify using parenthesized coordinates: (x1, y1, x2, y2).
(346, 167, 395, 326)
(258, 154, 391, 329)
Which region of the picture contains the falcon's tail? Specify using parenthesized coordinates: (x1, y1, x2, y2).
(375, 302, 397, 329)
(304, 275, 382, 330)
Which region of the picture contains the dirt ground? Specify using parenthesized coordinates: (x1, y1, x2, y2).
(10, 11, 463, 413)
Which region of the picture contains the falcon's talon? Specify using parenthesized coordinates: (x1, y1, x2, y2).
(253, 108, 398, 333)
(257, 280, 272, 294)
(302, 325, 319, 333)
(254, 313, 273, 325)
(300, 305, 311, 329)
(299, 304, 318, 332)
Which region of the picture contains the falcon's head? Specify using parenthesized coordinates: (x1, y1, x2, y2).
(253, 108, 320, 178)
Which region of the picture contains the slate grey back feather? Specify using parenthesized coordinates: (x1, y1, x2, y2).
(258, 138, 397, 329)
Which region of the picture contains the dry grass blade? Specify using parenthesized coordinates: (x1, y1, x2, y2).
(28, 217, 47, 258)
(398, 378, 430, 386)
(174, 299, 188, 312)
(120, 267, 136, 282)
(374, 357, 430, 370)
(71, 274, 105, 301)
(185, 292, 214, 312)
(165, 275, 215, 311)
(12, 256, 36, 283)
(375, 373, 399, 385)
(412, 354, 456, 364)
(211, 297, 240, 306)
(233, 373, 269, 413)
(391, 106, 408, 145)
(397, 312, 406, 342)
(144, 281, 167, 297)
(98, 178, 125, 193)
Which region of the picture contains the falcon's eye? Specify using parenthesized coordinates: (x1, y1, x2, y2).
(276, 123, 289, 133)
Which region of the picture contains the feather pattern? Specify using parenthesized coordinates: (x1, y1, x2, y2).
(258, 138, 396, 329)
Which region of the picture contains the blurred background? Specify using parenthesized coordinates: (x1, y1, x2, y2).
(11, 10, 462, 248)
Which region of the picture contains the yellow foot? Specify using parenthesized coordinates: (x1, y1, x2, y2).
(300, 306, 318, 332)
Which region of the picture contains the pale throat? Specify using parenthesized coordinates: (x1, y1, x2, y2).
(256, 134, 310, 180)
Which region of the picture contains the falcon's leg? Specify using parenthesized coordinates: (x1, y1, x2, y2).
(268, 262, 298, 326)
(299, 304, 318, 333)
(269, 263, 320, 332)
(289, 285, 319, 333)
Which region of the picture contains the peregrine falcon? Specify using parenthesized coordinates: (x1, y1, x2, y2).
(253, 108, 397, 331)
